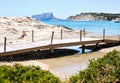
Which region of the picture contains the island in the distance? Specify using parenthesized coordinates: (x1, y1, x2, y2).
(31, 12, 62, 21)
(67, 13, 120, 21)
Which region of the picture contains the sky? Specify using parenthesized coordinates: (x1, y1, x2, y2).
(0, 0, 120, 19)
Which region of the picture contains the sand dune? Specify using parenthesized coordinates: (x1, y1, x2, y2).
(0, 17, 78, 45)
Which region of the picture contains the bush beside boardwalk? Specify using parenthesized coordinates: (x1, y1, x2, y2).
(0, 63, 61, 83)
(70, 50, 120, 83)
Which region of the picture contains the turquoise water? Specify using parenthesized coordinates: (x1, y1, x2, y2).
(43, 20, 120, 36)
(42, 20, 120, 53)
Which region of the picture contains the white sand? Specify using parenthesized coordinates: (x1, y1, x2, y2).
(0, 60, 49, 71)
(99, 45, 120, 53)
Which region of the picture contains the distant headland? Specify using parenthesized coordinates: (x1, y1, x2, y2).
(67, 13, 120, 21)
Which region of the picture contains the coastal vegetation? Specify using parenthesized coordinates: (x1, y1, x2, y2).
(0, 63, 61, 83)
(70, 50, 120, 83)
(82, 13, 120, 20)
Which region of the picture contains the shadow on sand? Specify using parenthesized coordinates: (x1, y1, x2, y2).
(0, 49, 79, 62)
(83, 43, 119, 51)
(0, 43, 119, 62)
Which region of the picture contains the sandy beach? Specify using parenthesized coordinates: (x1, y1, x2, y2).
(0, 17, 120, 81)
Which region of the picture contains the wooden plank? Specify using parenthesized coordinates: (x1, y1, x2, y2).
(0, 45, 52, 56)
(50, 40, 103, 48)
(104, 39, 119, 43)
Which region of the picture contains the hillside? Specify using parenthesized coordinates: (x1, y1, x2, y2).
(67, 13, 120, 21)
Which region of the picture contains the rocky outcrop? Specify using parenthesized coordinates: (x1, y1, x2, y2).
(32, 12, 61, 21)
(67, 13, 120, 21)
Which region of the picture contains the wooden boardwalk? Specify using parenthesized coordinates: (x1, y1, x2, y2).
(0, 29, 120, 56)
(0, 37, 119, 56)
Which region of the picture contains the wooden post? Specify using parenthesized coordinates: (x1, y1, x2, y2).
(32, 30, 34, 42)
(61, 29, 63, 40)
(80, 30, 82, 41)
(118, 34, 120, 44)
(37, 50, 40, 52)
(51, 49, 54, 53)
(103, 29, 105, 41)
(82, 45, 85, 53)
(83, 28, 85, 38)
(4, 37, 7, 52)
(96, 43, 99, 49)
(50, 31, 54, 53)
(51, 31, 54, 44)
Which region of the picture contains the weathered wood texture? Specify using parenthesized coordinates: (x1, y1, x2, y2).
(83, 28, 85, 38)
(32, 30, 34, 42)
(61, 29, 63, 40)
(51, 31, 54, 44)
(103, 29, 105, 40)
(4, 37, 7, 52)
(80, 30, 82, 41)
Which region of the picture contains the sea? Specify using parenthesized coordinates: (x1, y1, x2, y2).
(43, 20, 120, 36)
(42, 20, 120, 53)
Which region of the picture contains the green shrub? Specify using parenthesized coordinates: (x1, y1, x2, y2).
(70, 50, 120, 83)
(0, 64, 61, 83)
